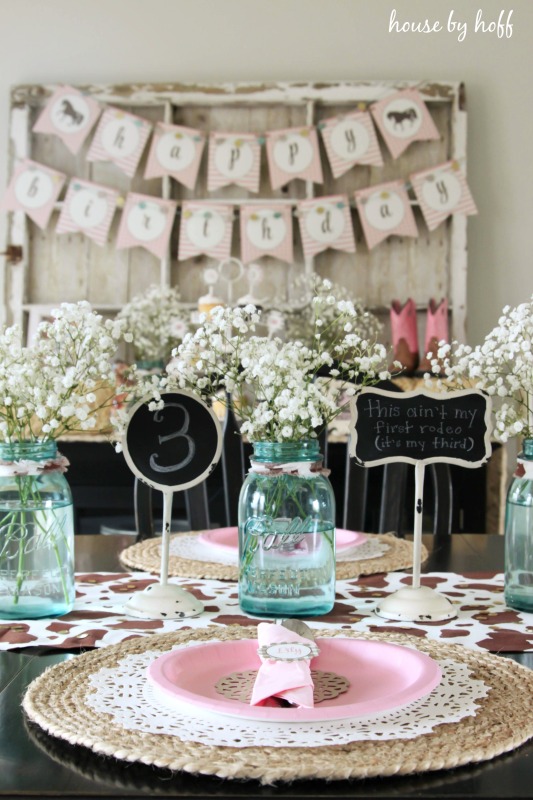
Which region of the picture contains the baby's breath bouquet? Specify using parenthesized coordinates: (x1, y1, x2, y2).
(113, 281, 394, 445)
(116, 283, 190, 365)
(265, 274, 382, 349)
(0, 301, 131, 618)
(431, 295, 533, 443)
(0, 301, 132, 443)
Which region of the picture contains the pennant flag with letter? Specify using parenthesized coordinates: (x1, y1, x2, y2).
(207, 132, 261, 193)
(266, 126, 323, 190)
(297, 194, 355, 258)
(56, 179, 119, 246)
(240, 203, 293, 264)
(144, 123, 205, 189)
(116, 193, 177, 258)
(318, 110, 383, 178)
(354, 180, 418, 249)
(87, 107, 152, 178)
(0, 159, 66, 229)
(33, 85, 102, 155)
(370, 89, 440, 160)
(410, 160, 478, 231)
(178, 202, 233, 261)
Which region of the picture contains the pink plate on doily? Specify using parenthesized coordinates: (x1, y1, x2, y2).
(197, 526, 367, 554)
(147, 638, 441, 722)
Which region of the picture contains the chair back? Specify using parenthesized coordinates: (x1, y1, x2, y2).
(342, 452, 453, 537)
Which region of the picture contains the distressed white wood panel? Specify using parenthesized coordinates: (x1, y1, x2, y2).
(5, 104, 31, 329)
(4, 81, 467, 346)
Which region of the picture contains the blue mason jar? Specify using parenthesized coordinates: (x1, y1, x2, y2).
(0, 441, 75, 619)
(505, 438, 533, 612)
(238, 440, 336, 618)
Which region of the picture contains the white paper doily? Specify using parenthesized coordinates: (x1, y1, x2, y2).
(86, 640, 489, 748)
(168, 533, 389, 565)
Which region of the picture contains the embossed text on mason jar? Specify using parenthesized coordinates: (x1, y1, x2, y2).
(244, 515, 316, 553)
(0, 514, 67, 561)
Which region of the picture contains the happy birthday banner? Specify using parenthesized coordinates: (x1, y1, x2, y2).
(1, 162, 477, 260)
(27, 85, 445, 187)
(1, 85, 478, 260)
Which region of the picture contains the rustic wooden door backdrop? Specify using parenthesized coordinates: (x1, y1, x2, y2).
(3, 80, 467, 349)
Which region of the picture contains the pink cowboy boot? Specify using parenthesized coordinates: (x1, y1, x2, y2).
(390, 298, 419, 374)
(418, 298, 449, 373)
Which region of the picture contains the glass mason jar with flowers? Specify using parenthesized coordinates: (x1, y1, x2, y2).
(117, 282, 394, 618)
(432, 295, 533, 612)
(0, 302, 131, 618)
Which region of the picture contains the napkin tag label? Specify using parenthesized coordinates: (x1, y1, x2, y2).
(258, 641, 320, 662)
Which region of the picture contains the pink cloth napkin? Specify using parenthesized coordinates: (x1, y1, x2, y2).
(250, 622, 316, 708)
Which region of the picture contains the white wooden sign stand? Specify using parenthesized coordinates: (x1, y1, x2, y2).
(375, 461, 456, 622)
(121, 391, 223, 620)
(349, 387, 493, 623)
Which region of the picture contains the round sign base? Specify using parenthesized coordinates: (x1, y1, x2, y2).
(123, 583, 204, 620)
(374, 585, 457, 622)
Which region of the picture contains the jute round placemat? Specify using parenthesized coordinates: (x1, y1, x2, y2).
(119, 532, 427, 581)
(23, 626, 533, 784)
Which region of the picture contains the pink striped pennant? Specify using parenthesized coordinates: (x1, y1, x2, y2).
(87, 108, 152, 178)
(354, 180, 418, 250)
(410, 161, 478, 231)
(56, 179, 119, 246)
(178, 202, 233, 261)
(0, 159, 66, 229)
(144, 123, 205, 189)
(207, 132, 261, 193)
(116, 193, 177, 259)
(240, 204, 293, 264)
(370, 89, 440, 160)
(297, 195, 355, 258)
(266, 126, 323, 190)
(33, 85, 102, 155)
(319, 110, 383, 178)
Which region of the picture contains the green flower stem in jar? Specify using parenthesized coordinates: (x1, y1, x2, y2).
(505, 438, 533, 613)
(238, 440, 335, 618)
(0, 441, 75, 619)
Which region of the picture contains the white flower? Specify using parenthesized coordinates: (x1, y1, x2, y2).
(116, 284, 190, 362)
(436, 294, 533, 441)
(0, 302, 131, 443)
(111, 292, 394, 445)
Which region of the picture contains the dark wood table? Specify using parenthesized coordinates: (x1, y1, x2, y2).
(0, 533, 531, 799)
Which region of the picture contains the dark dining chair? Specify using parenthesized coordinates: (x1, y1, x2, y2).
(342, 454, 453, 537)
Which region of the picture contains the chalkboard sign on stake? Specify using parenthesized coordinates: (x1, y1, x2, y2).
(349, 387, 492, 622)
(121, 390, 223, 620)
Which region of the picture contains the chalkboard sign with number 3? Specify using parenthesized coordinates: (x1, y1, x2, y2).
(121, 391, 222, 620)
(124, 390, 222, 492)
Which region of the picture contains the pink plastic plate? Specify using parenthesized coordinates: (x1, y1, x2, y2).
(147, 638, 441, 722)
(197, 527, 367, 554)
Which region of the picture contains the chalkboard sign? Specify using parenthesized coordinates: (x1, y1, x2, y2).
(123, 390, 223, 491)
(349, 387, 492, 468)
